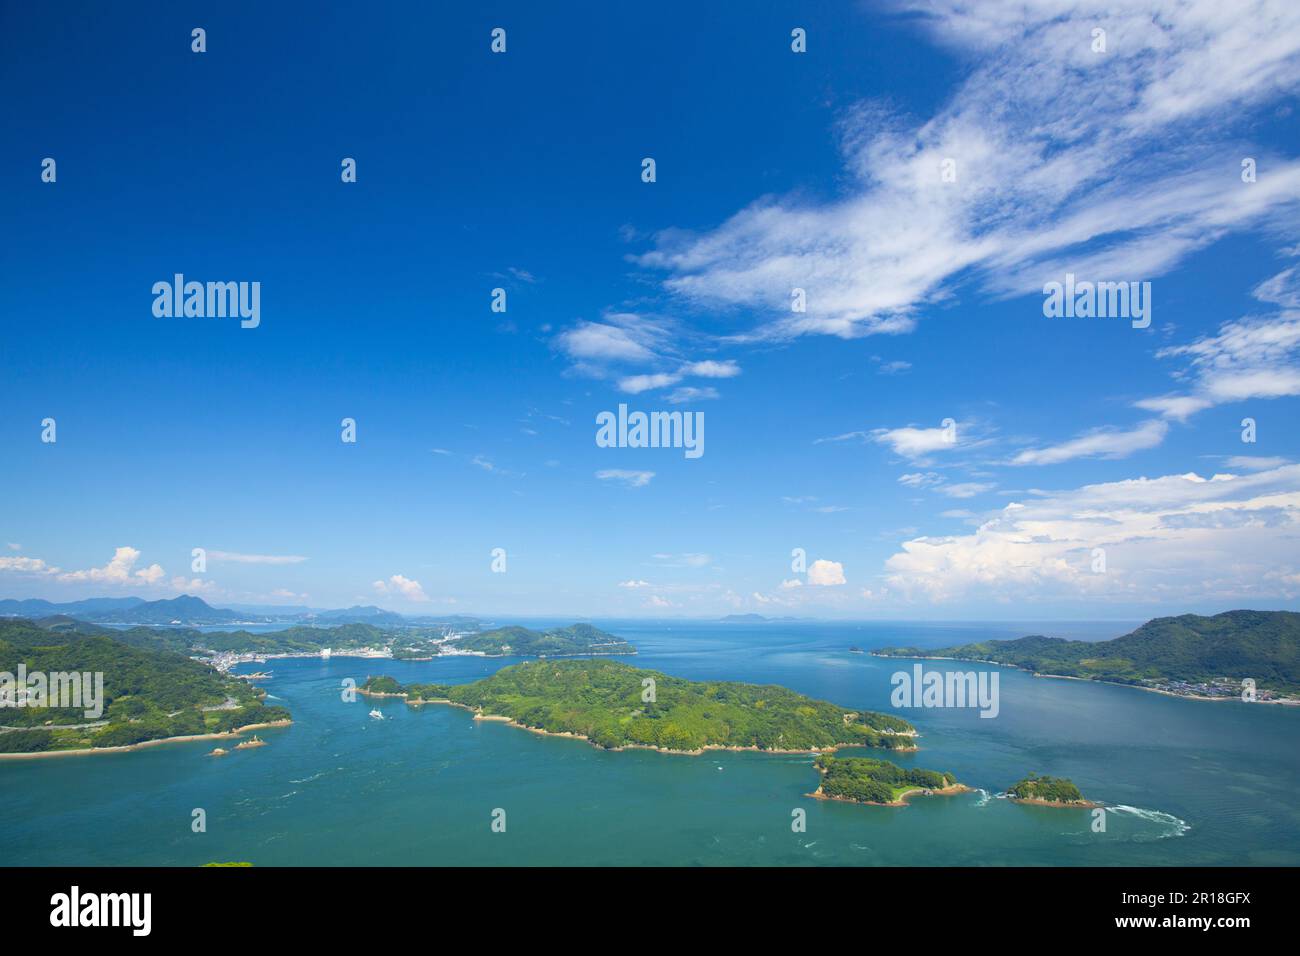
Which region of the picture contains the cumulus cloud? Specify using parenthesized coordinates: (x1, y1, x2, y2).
(883, 464, 1300, 603)
(0, 556, 57, 574)
(58, 547, 165, 586)
(372, 574, 429, 602)
(806, 559, 846, 586)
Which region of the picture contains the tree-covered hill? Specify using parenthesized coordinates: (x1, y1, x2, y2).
(0, 619, 287, 754)
(454, 623, 635, 657)
(813, 754, 959, 804)
(874, 610, 1300, 694)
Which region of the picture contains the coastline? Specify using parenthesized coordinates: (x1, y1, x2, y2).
(0, 718, 292, 762)
(1011, 795, 1099, 809)
(869, 653, 1300, 704)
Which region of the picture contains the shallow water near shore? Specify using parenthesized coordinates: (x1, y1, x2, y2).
(3, 621, 1298, 865)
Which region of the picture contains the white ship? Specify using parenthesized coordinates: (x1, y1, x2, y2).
(320, 647, 332, 660)
(369, 708, 384, 720)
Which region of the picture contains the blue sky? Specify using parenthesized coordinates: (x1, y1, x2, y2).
(3, 1, 1300, 619)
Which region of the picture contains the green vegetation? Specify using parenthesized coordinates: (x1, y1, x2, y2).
(366, 658, 915, 752)
(362, 675, 404, 695)
(0, 618, 288, 754)
(1009, 773, 1088, 804)
(814, 754, 958, 804)
(874, 610, 1300, 694)
(454, 623, 635, 657)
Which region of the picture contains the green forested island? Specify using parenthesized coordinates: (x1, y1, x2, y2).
(812, 754, 964, 805)
(873, 610, 1300, 697)
(361, 658, 917, 753)
(451, 623, 635, 657)
(0, 618, 289, 755)
(1008, 773, 1094, 807)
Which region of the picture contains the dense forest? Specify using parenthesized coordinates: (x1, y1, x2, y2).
(874, 610, 1300, 693)
(1008, 773, 1087, 804)
(0, 618, 288, 754)
(364, 658, 915, 752)
(454, 623, 635, 657)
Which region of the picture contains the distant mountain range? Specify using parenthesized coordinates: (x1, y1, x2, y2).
(717, 614, 808, 623)
(0, 595, 481, 628)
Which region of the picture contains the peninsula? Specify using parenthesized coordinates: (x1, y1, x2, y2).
(0, 617, 290, 757)
(873, 610, 1300, 700)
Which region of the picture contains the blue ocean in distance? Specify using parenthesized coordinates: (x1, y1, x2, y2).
(3, 620, 1298, 866)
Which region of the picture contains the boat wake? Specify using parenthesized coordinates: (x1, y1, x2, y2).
(1107, 805, 1191, 840)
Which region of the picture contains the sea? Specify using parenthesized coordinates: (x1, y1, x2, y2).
(3, 620, 1298, 866)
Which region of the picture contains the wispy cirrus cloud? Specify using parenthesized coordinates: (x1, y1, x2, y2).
(596, 469, 655, 488)
(208, 550, 307, 565)
(634, 1, 1300, 342)
(1138, 265, 1300, 420)
(1010, 419, 1169, 466)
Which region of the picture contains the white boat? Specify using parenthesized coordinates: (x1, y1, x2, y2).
(368, 709, 384, 720)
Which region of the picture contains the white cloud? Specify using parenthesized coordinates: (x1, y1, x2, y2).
(619, 579, 653, 589)
(618, 372, 681, 394)
(872, 425, 959, 460)
(1139, 265, 1300, 418)
(634, 1, 1300, 342)
(883, 464, 1300, 603)
(899, 471, 944, 488)
(780, 578, 803, 589)
(616, 359, 740, 395)
(557, 315, 662, 364)
(664, 386, 719, 403)
(0, 556, 57, 574)
(372, 574, 429, 602)
(58, 547, 165, 586)
(651, 552, 712, 568)
(683, 360, 740, 378)
(1223, 456, 1291, 470)
(807, 559, 846, 586)
(940, 482, 996, 498)
(1011, 420, 1168, 466)
(596, 469, 655, 488)
(6, 543, 20, 551)
(208, 551, 307, 565)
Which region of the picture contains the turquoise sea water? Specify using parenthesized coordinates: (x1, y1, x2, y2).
(4, 621, 1298, 866)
